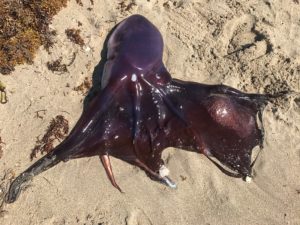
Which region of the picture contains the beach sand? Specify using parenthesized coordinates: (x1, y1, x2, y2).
(0, 0, 300, 224)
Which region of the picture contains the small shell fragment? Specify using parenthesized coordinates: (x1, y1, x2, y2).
(245, 176, 252, 183)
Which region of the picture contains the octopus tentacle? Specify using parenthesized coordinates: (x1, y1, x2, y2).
(141, 77, 187, 125)
(133, 159, 176, 188)
(205, 156, 243, 178)
(99, 153, 123, 193)
(6, 152, 61, 203)
(132, 80, 143, 159)
(133, 158, 160, 179)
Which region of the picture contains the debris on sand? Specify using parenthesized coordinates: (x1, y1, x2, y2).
(30, 115, 69, 160)
(0, 0, 69, 74)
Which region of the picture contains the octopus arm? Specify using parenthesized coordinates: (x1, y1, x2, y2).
(160, 79, 270, 178)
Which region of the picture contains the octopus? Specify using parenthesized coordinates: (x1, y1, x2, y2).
(6, 14, 273, 203)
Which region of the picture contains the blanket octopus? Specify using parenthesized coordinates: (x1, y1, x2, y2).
(6, 14, 273, 203)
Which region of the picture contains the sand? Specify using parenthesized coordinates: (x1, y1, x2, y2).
(1, 0, 300, 224)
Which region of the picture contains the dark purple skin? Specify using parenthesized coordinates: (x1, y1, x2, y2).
(6, 15, 271, 203)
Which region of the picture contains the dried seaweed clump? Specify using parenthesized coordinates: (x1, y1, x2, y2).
(76, 0, 83, 6)
(74, 77, 92, 95)
(65, 28, 85, 46)
(118, 0, 137, 13)
(0, 0, 69, 74)
(47, 57, 68, 74)
(0, 81, 8, 104)
(30, 115, 69, 160)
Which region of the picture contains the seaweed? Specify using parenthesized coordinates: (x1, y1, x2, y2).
(30, 115, 69, 160)
(65, 28, 85, 46)
(0, 0, 69, 74)
(76, 0, 83, 7)
(0, 81, 8, 104)
(118, 0, 137, 13)
(46, 52, 76, 73)
(76, 0, 93, 7)
(73, 77, 92, 95)
(34, 109, 47, 119)
(47, 57, 68, 74)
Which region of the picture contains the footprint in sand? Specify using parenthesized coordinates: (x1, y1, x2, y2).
(125, 209, 153, 225)
(273, 4, 300, 58)
(220, 14, 271, 61)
